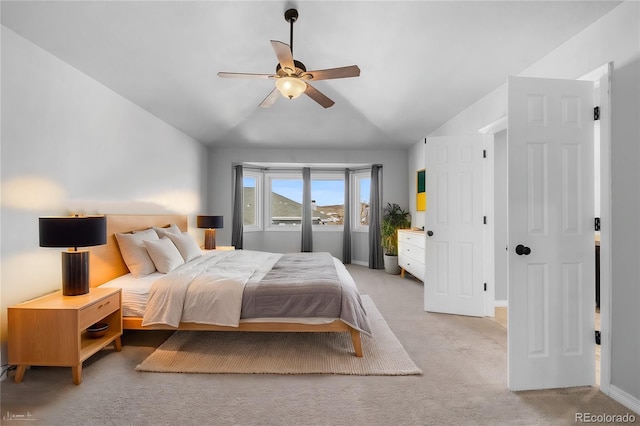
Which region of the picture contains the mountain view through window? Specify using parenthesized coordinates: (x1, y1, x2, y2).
(242, 172, 370, 229)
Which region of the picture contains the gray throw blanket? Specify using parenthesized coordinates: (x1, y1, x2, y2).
(241, 252, 372, 335)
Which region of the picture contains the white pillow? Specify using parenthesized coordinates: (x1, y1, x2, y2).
(153, 224, 181, 238)
(115, 229, 159, 277)
(167, 232, 202, 263)
(144, 238, 185, 274)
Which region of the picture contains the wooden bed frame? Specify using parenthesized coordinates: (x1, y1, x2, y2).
(89, 214, 363, 357)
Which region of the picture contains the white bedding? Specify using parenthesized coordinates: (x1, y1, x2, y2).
(142, 250, 278, 327)
(99, 250, 355, 326)
(101, 250, 261, 320)
(100, 272, 161, 317)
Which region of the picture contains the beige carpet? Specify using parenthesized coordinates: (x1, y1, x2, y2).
(4, 266, 634, 425)
(135, 295, 422, 375)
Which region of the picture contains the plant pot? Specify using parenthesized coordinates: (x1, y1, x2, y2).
(384, 254, 401, 275)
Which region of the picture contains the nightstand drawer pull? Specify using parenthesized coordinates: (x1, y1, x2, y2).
(79, 293, 119, 330)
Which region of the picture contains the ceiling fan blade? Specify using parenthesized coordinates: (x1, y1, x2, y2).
(259, 87, 280, 108)
(270, 40, 295, 75)
(304, 83, 335, 108)
(217, 72, 276, 79)
(304, 65, 360, 81)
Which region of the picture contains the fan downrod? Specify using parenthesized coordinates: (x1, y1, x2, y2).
(284, 8, 298, 56)
(284, 8, 298, 23)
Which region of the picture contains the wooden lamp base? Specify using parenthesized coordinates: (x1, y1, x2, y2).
(61, 250, 90, 296)
(204, 229, 217, 250)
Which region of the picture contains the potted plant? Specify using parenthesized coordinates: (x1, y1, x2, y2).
(381, 202, 411, 274)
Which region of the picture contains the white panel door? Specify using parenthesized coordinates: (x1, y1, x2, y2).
(424, 135, 485, 317)
(508, 76, 595, 391)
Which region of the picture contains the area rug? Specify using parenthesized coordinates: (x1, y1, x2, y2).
(135, 295, 422, 375)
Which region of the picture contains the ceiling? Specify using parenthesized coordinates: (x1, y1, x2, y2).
(1, 1, 620, 149)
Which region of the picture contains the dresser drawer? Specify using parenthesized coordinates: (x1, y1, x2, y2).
(398, 230, 425, 248)
(399, 256, 425, 281)
(398, 230, 425, 281)
(78, 292, 119, 331)
(398, 255, 411, 269)
(399, 242, 425, 263)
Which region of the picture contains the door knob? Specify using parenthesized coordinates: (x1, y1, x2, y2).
(515, 244, 531, 255)
(426, 230, 434, 237)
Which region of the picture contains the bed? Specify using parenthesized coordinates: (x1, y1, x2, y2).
(90, 214, 370, 357)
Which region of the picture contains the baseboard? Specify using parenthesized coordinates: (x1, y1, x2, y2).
(494, 300, 508, 308)
(609, 385, 640, 415)
(351, 260, 368, 267)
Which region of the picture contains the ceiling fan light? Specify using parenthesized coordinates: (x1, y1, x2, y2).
(276, 76, 306, 99)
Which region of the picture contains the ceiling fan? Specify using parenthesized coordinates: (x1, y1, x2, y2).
(217, 8, 360, 109)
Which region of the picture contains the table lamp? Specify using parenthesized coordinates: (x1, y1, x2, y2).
(196, 215, 223, 249)
(39, 215, 107, 296)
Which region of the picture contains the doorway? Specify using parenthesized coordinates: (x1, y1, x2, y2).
(484, 63, 612, 391)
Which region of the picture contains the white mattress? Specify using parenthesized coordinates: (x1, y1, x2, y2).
(100, 272, 160, 317)
(98, 250, 340, 325)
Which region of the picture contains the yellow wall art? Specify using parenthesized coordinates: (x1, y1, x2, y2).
(416, 169, 426, 211)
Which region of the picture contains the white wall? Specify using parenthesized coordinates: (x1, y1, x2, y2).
(410, 1, 640, 405)
(0, 27, 208, 362)
(494, 130, 508, 302)
(408, 139, 426, 230)
(207, 147, 408, 264)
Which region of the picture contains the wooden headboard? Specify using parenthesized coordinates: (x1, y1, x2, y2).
(89, 214, 188, 287)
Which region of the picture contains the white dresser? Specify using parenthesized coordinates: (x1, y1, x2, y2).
(398, 229, 425, 281)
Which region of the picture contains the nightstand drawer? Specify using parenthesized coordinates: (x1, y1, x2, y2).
(78, 292, 119, 330)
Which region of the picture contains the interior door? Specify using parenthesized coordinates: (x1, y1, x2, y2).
(507, 76, 595, 391)
(424, 135, 485, 317)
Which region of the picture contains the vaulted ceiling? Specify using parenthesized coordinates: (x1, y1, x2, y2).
(1, 1, 620, 149)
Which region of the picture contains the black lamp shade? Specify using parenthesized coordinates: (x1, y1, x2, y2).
(39, 215, 106, 296)
(197, 215, 223, 229)
(39, 216, 107, 248)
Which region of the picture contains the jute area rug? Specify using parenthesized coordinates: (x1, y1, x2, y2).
(136, 295, 422, 376)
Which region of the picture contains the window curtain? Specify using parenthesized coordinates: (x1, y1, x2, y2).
(368, 164, 384, 269)
(342, 169, 352, 264)
(301, 167, 313, 252)
(231, 164, 244, 249)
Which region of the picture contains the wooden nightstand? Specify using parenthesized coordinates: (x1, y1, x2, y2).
(202, 246, 235, 251)
(8, 287, 123, 385)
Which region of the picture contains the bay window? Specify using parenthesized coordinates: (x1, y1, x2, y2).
(242, 166, 371, 232)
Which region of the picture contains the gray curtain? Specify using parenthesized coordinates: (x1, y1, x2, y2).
(368, 164, 384, 269)
(301, 167, 313, 252)
(342, 169, 352, 264)
(231, 164, 244, 249)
